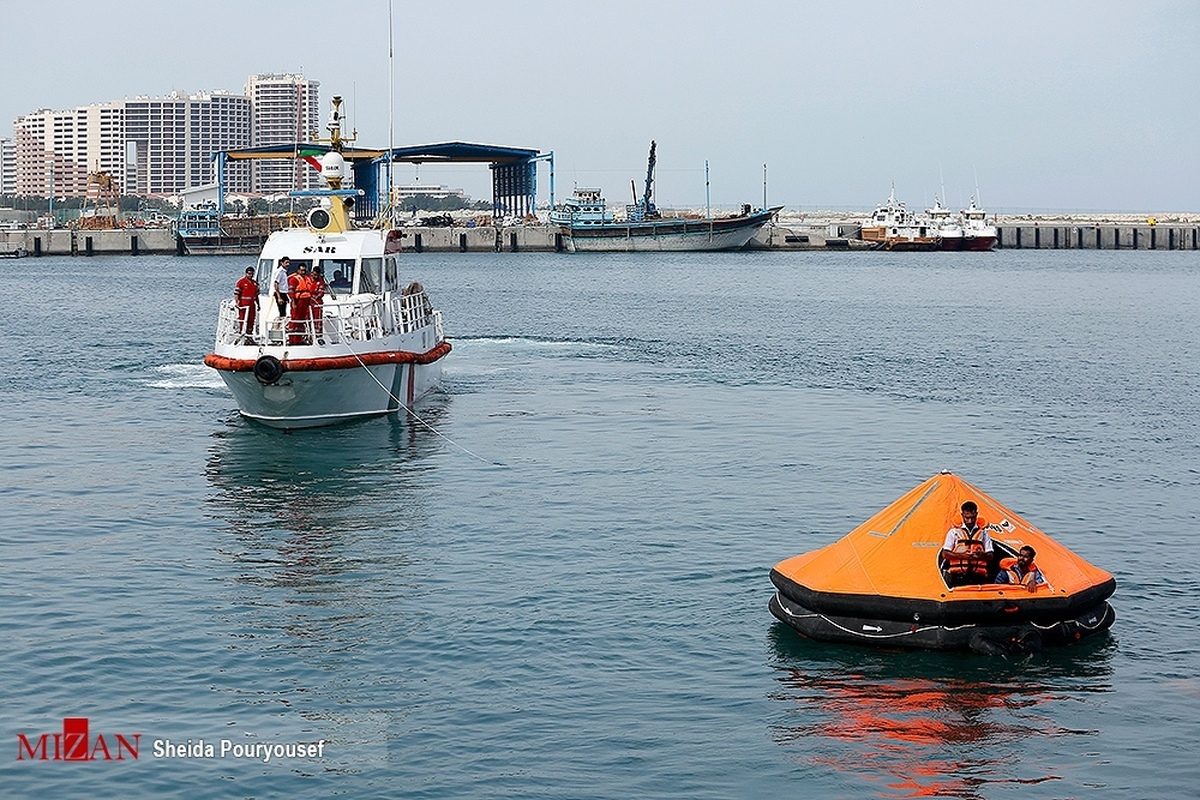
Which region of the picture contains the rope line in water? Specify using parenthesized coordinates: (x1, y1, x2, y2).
(348, 346, 503, 466)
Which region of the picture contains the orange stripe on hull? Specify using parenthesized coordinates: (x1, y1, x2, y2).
(204, 340, 452, 373)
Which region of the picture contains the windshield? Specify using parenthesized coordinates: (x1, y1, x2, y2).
(321, 258, 356, 292)
(360, 258, 382, 295)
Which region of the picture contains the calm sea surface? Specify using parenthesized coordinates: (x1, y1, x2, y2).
(1, 248, 1198, 798)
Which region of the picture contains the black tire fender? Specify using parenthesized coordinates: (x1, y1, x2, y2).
(253, 355, 284, 385)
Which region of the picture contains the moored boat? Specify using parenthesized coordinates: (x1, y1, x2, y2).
(769, 471, 1116, 655)
(551, 141, 780, 252)
(926, 196, 964, 251)
(859, 187, 938, 251)
(203, 97, 450, 429)
(960, 196, 998, 250)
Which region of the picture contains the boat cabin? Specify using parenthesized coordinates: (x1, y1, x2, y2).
(550, 188, 616, 226)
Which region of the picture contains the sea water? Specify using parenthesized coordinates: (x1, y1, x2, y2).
(1, 248, 1197, 797)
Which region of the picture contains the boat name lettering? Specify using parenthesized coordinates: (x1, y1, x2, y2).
(302, 245, 337, 253)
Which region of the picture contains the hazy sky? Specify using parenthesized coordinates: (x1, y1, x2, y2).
(4, 0, 1197, 212)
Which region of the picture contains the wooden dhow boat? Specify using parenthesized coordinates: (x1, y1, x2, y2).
(551, 141, 779, 252)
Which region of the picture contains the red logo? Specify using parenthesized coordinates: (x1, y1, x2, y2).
(16, 718, 140, 761)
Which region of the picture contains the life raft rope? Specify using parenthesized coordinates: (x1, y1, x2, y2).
(343, 343, 502, 467)
(772, 593, 975, 639)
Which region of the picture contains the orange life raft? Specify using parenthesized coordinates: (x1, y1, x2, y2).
(769, 471, 1116, 655)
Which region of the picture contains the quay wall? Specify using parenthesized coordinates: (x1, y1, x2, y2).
(995, 223, 1199, 250)
(1, 228, 176, 256)
(4, 223, 1198, 255)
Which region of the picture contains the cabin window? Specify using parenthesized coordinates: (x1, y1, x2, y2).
(256, 258, 273, 284)
(360, 257, 382, 295)
(384, 256, 398, 293)
(321, 258, 355, 292)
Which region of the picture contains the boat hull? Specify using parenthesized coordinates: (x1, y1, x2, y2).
(215, 356, 444, 429)
(207, 336, 450, 430)
(963, 234, 998, 251)
(770, 590, 1115, 654)
(181, 234, 268, 256)
(561, 209, 776, 252)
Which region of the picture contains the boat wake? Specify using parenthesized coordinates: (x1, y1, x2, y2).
(456, 335, 620, 352)
(147, 363, 225, 390)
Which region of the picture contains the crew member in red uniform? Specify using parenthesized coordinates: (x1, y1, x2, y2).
(235, 266, 259, 342)
(288, 263, 312, 344)
(309, 265, 328, 342)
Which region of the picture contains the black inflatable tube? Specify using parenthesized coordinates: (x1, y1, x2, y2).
(770, 569, 1116, 626)
(769, 591, 1115, 652)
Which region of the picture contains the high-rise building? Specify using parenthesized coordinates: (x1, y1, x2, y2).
(9, 74, 320, 199)
(12, 108, 93, 197)
(123, 91, 252, 195)
(246, 74, 321, 194)
(12, 91, 252, 198)
(0, 138, 15, 195)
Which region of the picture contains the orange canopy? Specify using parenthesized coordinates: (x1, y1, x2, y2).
(772, 472, 1113, 603)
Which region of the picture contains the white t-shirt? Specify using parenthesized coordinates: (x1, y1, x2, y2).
(273, 265, 290, 295)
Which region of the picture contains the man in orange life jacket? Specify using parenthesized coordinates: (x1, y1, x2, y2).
(940, 500, 994, 585)
(235, 266, 259, 342)
(995, 546, 1046, 591)
(288, 263, 312, 345)
(309, 265, 328, 343)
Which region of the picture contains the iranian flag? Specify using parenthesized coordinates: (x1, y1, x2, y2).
(298, 147, 325, 172)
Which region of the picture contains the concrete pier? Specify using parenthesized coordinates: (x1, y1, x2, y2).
(3, 221, 1197, 255)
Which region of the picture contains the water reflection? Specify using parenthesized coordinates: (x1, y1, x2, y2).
(767, 623, 1115, 799)
(202, 404, 449, 651)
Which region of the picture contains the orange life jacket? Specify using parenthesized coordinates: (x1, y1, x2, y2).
(998, 557, 1042, 587)
(945, 522, 990, 578)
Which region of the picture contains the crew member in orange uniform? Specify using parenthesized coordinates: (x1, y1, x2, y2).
(235, 266, 259, 342)
(288, 263, 312, 344)
(309, 265, 328, 343)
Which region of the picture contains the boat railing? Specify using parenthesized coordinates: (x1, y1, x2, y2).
(392, 291, 436, 334)
(214, 295, 375, 346)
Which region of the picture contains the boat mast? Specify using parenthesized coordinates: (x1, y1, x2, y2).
(705, 160, 710, 219)
(387, 0, 395, 223)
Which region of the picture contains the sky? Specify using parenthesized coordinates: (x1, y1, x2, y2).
(3, 0, 1197, 213)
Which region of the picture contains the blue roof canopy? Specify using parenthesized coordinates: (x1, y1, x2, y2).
(381, 142, 540, 165)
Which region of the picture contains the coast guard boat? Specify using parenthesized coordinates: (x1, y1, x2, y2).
(204, 97, 450, 429)
(551, 141, 779, 252)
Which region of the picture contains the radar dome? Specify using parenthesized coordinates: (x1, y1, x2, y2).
(319, 152, 345, 181)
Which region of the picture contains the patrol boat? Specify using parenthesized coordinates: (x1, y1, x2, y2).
(203, 98, 450, 429)
(769, 471, 1116, 655)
